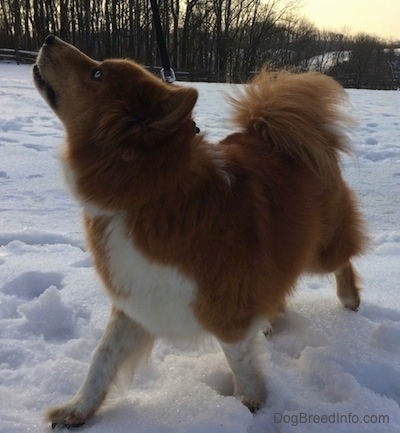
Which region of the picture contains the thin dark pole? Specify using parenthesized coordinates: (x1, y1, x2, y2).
(149, 0, 176, 83)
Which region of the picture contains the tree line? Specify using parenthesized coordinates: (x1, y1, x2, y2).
(1, 0, 399, 87)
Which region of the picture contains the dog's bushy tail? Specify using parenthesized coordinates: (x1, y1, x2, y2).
(230, 70, 355, 181)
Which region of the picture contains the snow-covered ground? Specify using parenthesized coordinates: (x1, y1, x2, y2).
(1, 63, 399, 433)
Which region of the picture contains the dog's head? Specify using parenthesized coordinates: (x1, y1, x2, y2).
(33, 36, 198, 154)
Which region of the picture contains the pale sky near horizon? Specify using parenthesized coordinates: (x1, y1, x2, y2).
(296, 0, 400, 41)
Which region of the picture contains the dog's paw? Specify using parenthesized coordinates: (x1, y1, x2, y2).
(242, 396, 265, 413)
(341, 294, 361, 312)
(46, 403, 89, 429)
(237, 383, 266, 414)
(51, 421, 85, 430)
(262, 323, 273, 337)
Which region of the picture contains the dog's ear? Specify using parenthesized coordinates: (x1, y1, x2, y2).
(151, 87, 198, 133)
(94, 85, 198, 160)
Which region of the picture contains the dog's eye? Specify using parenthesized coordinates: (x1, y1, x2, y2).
(91, 69, 102, 81)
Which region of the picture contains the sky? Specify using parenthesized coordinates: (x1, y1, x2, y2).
(298, 0, 400, 41)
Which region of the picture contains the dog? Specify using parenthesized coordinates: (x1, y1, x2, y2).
(33, 35, 368, 428)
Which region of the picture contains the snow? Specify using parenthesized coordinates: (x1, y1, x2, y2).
(305, 51, 351, 72)
(1, 63, 400, 433)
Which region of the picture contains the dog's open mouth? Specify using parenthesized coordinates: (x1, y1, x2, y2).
(33, 64, 58, 109)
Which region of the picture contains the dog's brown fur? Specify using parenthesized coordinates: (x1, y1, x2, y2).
(34, 37, 368, 426)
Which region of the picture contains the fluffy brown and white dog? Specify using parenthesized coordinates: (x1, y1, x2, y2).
(33, 35, 368, 428)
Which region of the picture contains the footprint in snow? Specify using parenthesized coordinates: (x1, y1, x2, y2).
(23, 143, 48, 152)
(70, 257, 93, 268)
(365, 137, 379, 145)
(26, 174, 43, 179)
(270, 311, 329, 359)
(0, 136, 19, 144)
(1, 271, 65, 300)
(361, 303, 400, 324)
(17, 286, 90, 342)
(371, 324, 400, 354)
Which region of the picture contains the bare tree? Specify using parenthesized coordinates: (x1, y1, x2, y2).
(1, 0, 397, 87)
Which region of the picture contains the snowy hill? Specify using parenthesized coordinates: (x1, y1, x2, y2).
(305, 50, 351, 72)
(0, 64, 399, 433)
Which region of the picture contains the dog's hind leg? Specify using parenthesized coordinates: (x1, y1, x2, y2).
(46, 308, 154, 429)
(335, 261, 362, 311)
(219, 327, 267, 412)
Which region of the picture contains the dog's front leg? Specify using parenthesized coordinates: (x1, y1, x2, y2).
(46, 307, 154, 428)
(220, 330, 266, 412)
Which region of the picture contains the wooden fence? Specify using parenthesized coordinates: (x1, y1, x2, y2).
(0, 48, 38, 64)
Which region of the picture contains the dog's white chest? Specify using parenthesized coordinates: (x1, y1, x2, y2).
(103, 216, 202, 339)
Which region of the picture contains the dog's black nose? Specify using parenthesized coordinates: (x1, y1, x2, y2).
(44, 35, 56, 46)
